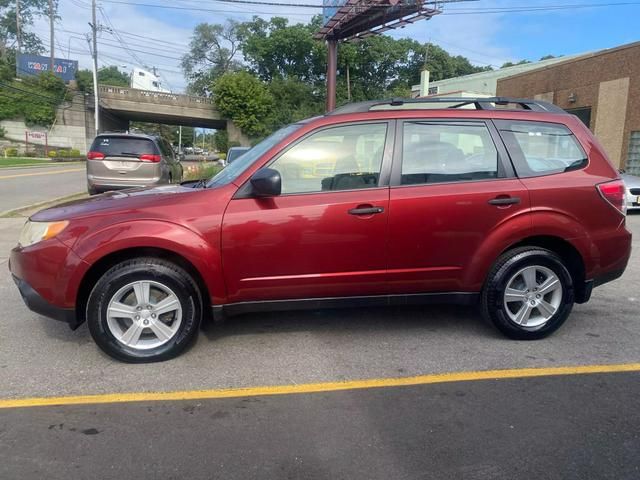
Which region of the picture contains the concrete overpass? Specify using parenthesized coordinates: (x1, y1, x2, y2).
(88, 85, 249, 145)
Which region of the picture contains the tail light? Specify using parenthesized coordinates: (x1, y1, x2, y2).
(87, 151, 105, 160)
(139, 154, 161, 163)
(597, 179, 626, 214)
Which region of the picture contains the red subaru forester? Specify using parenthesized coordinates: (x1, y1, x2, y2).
(9, 98, 632, 362)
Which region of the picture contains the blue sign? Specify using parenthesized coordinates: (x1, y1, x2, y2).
(323, 0, 347, 25)
(17, 54, 79, 83)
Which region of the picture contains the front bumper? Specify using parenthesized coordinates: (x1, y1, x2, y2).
(12, 274, 79, 328)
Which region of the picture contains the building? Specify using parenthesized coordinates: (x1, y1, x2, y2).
(410, 55, 584, 98)
(496, 41, 640, 173)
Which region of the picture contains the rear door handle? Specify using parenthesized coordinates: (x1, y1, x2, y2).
(488, 196, 520, 206)
(348, 206, 385, 215)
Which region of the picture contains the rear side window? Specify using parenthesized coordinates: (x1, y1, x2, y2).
(90, 137, 158, 157)
(401, 121, 500, 185)
(495, 120, 587, 177)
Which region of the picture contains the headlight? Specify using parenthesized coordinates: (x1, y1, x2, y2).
(18, 220, 69, 248)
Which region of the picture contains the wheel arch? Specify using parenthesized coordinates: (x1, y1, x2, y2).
(75, 247, 213, 327)
(500, 235, 588, 303)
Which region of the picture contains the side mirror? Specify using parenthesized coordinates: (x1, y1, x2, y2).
(250, 168, 281, 197)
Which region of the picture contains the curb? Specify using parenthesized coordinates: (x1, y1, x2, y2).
(0, 191, 87, 218)
(0, 162, 84, 171)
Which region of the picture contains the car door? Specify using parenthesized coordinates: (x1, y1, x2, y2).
(221, 121, 394, 303)
(387, 119, 531, 294)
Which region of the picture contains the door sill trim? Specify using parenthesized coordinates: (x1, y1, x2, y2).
(212, 292, 479, 321)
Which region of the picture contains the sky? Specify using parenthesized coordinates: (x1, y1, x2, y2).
(30, 0, 640, 93)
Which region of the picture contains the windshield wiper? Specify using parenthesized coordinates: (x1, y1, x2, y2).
(193, 178, 209, 189)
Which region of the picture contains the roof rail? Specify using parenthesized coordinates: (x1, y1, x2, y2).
(329, 97, 566, 115)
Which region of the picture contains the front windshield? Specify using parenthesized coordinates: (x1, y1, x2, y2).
(207, 124, 302, 187)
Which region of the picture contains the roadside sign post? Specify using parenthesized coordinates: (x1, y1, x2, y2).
(25, 131, 49, 157)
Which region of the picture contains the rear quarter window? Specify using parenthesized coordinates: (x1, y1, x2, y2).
(90, 137, 159, 156)
(495, 120, 587, 177)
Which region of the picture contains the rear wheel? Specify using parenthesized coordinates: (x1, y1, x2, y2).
(482, 247, 574, 340)
(87, 258, 202, 362)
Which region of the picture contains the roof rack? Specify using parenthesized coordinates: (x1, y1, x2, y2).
(328, 97, 566, 115)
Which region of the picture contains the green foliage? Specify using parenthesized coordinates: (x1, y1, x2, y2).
(213, 71, 273, 138)
(540, 55, 557, 61)
(0, 125, 5, 137)
(267, 77, 323, 129)
(0, 71, 67, 126)
(237, 17, 325, 84)
(1, 0, 49, 56)
(501, 59, 532, 68)
(217, 152, 226, 160)
(185, 15, 497, 136)
(4, 147, 17, 157)
(214, 129, 229, 153)
(182, 21, 242, 96)
(76, 66, 129, 92)
(47, 149, 56, 157)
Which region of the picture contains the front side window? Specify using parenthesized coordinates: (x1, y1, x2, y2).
(270, 123, 387, 195)
(207, 124, 302, 188)
(495, 120, 587, 177)
(401, 121, 499, 185)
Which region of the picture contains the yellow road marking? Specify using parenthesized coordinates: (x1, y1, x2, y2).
(0, 168, 84, 180)
(1, 363, 639, 410)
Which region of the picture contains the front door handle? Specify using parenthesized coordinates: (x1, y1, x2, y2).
(488, 196, 520, 206)
(348, 205, 385, 215)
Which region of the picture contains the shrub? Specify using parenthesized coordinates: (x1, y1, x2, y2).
(70, 149, 81, 157)
(0, 126, 5, 138)
(5, 147, 18, 157)
(48, 150, 57, 158)
(217, 152, 226, 160)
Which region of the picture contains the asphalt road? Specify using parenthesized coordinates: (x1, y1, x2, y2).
(1, 372, 639, 479)
(0, 164, 86, 214)
(0, 213, 638, 479)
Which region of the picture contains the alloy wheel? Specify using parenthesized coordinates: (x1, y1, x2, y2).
(106, 280, 183, 350)
(503, 265, 563, 328)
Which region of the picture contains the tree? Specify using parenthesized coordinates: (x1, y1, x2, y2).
(237, 16, 326, 84)
(0, 0, 50, 58)
(75, 65, 129, 92)
(501, 59, 532, 68)
(540, 54, 557, 61)
(213, 71, 273, 138)
(182, 20, 242, 96)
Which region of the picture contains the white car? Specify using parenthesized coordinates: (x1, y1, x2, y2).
(622, 172, 640, 211)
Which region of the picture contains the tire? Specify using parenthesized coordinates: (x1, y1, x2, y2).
(88, 184, 99, 196)
(87, 258, 202, 362)
(481, 247, 574, 340)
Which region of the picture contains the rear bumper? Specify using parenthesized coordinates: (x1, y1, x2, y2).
(12, 274, 78, 328)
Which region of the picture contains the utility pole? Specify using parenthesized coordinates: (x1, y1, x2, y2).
(325, 39, 337, 112)
(346, 64, 351, 102)
(16, 0, 21, 54)
(48, 0, 55, 72)
(88, 0, 99, 134)
(178, 126, 182, 154)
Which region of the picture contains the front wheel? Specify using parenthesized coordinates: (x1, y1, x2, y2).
(87, 258, 202, 362)
(482, 247, 575, 340)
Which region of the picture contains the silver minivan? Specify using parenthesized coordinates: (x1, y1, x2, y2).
(86, 133, 183, 195)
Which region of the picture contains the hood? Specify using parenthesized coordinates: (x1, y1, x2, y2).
(31, 185, 198, 222)
(622, 173, 640, 189)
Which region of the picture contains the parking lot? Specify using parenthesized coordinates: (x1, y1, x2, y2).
(1, 214, 639, 479)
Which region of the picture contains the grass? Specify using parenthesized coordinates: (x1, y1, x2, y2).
(0, 157, 51, 168)
(184, 163, 223, 181)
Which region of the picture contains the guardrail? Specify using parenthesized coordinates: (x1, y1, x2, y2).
(98, 85, 214, 106)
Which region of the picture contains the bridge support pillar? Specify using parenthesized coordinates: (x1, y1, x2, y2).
(227, 120, 251, 147)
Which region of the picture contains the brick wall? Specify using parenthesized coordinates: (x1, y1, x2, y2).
(497, 42, 640, 169)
